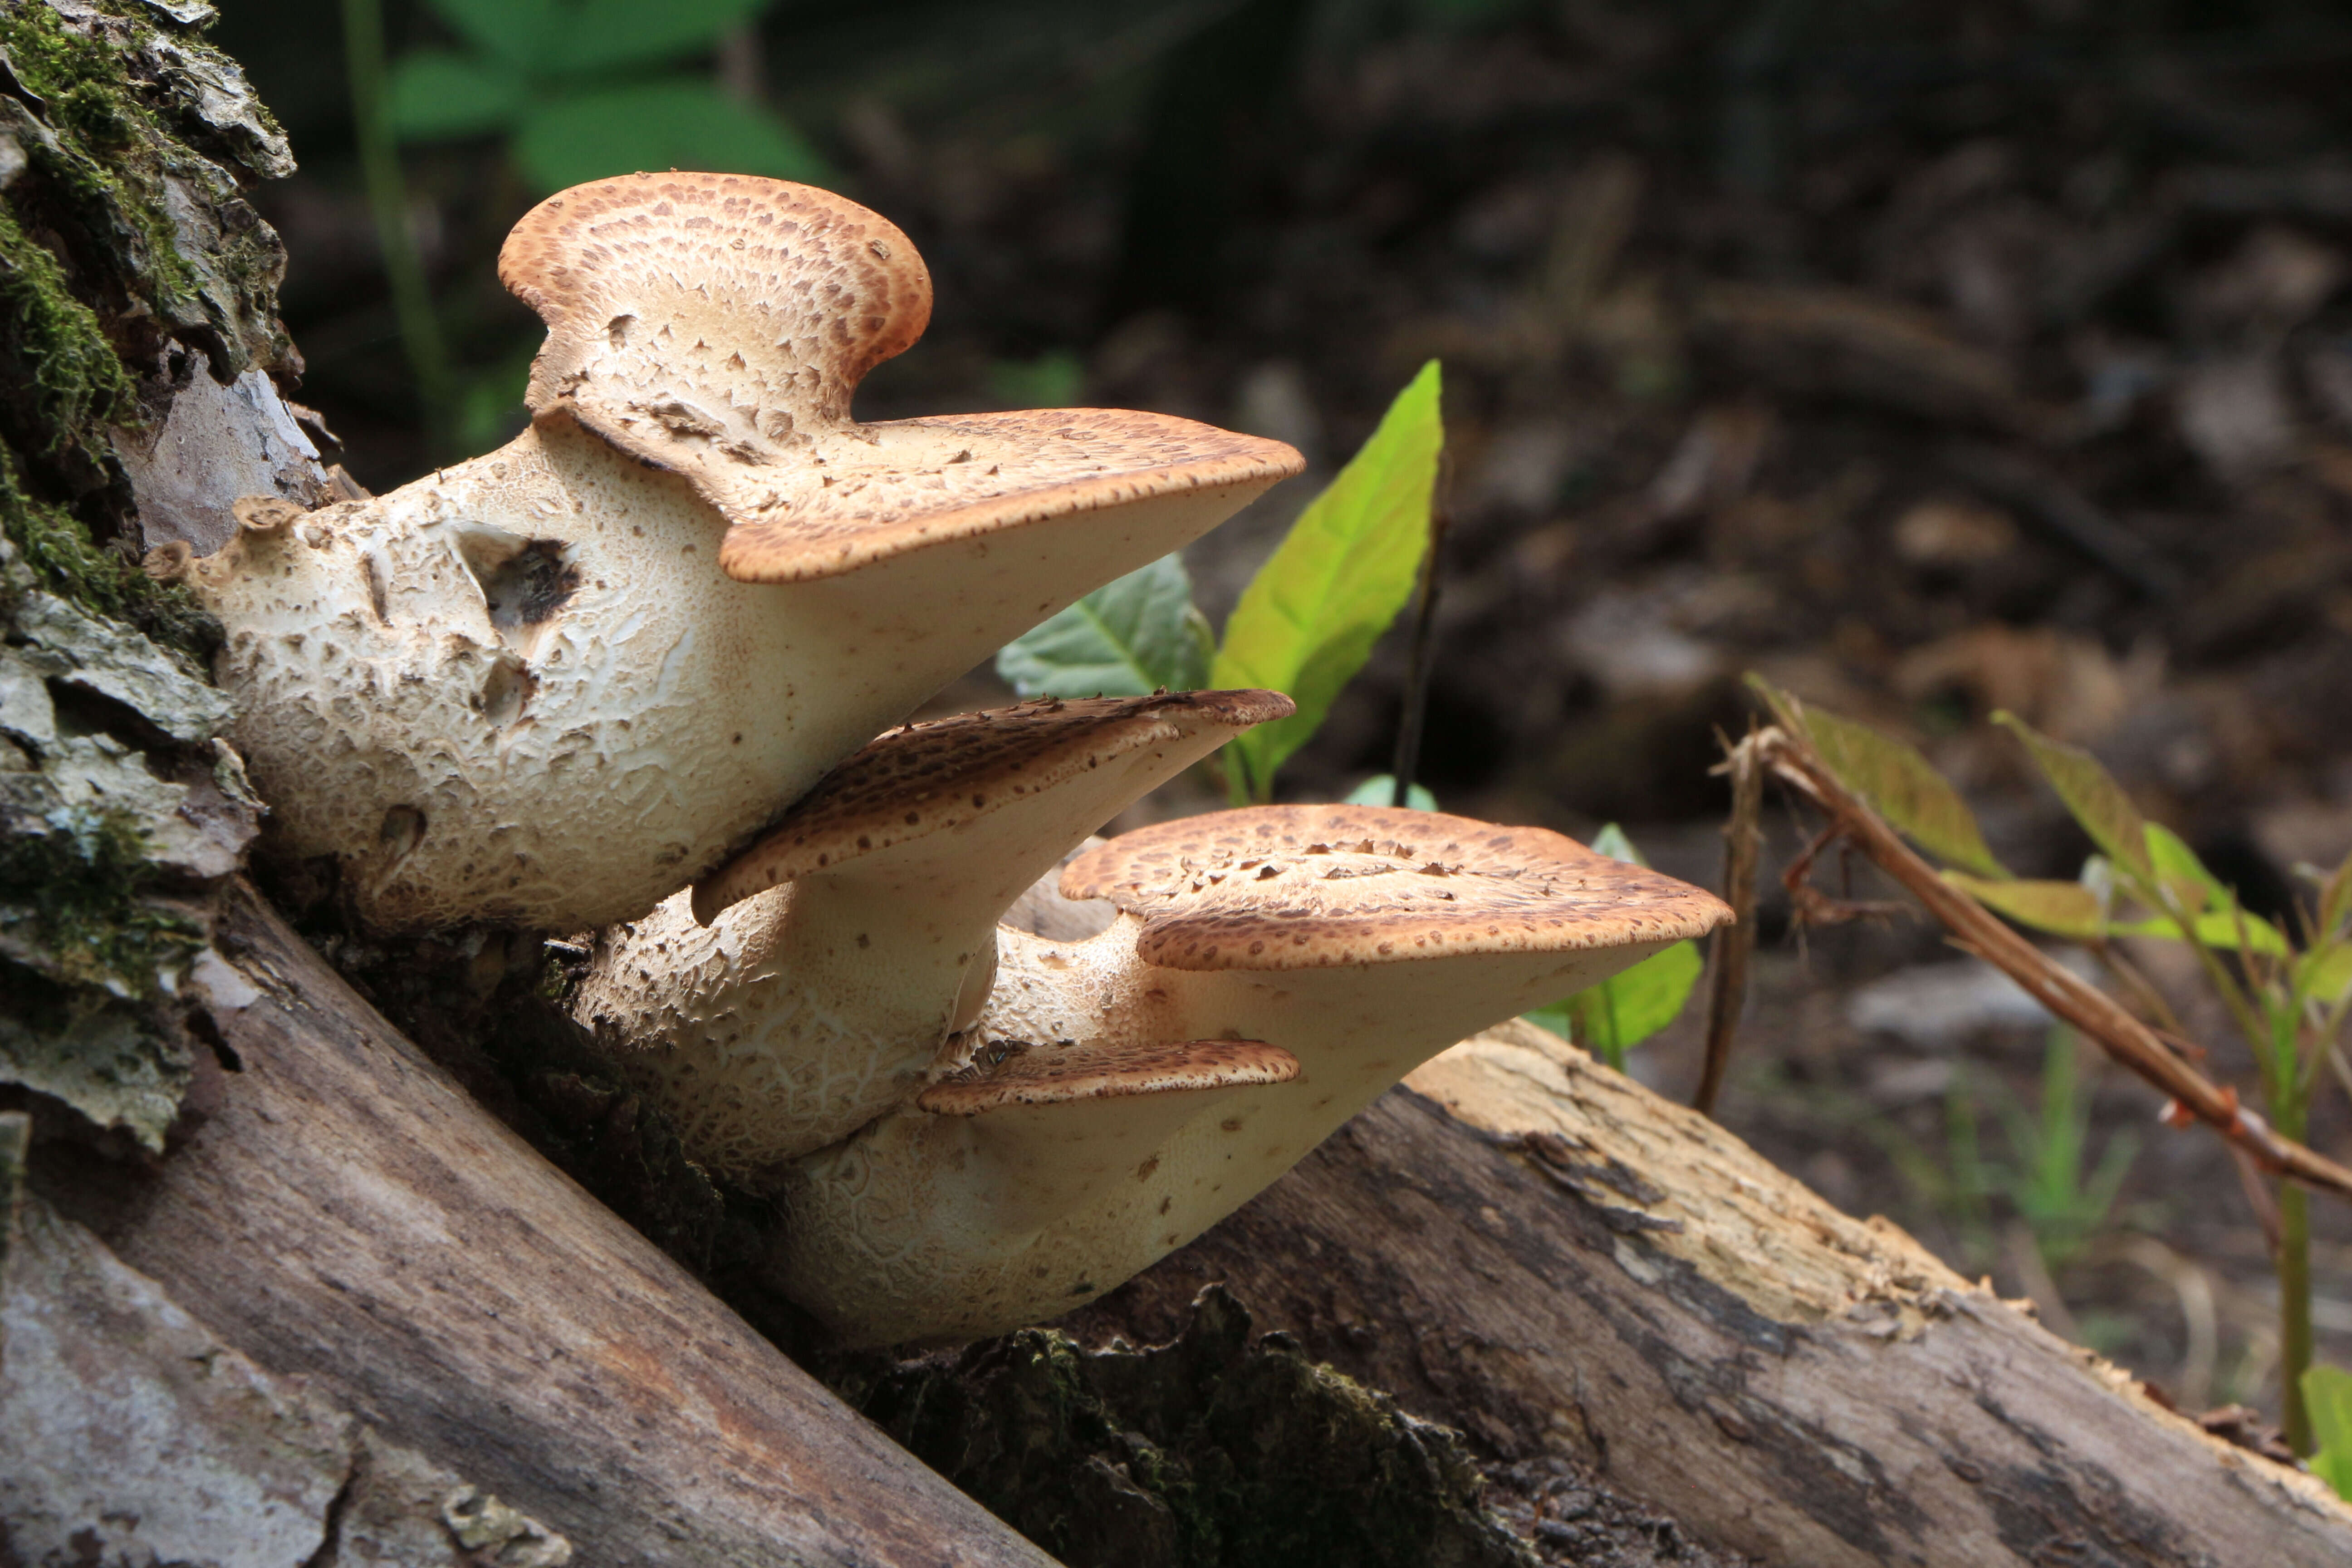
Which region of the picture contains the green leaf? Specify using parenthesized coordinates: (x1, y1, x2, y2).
(1210, 361, 1442, 803)
(986, 352, 1084, 411)
(2304, 1363, 2352, 1501)
(1756, 685, 2007, 877)
(2144, 823, 2225, 913)
(1524, 823, 1702, 1067)
(1589, 822, 1647, 866)
(1995, 712, 2152, 882)
(1558, 941, 1703, 1068)
(1951, 870, 2290, 954)
(418, 0, 554, 69)
(551, 0, 774, 73)
(2301, 944, 2352, 1008)
(2111, 909, 2290, 957)
(995, 554, 1210, 699)
(1946, 873, 2105, 939)
(387, 50, 527, 143)
(1343, 775, 1437, 810)
(511, 81, 828, 195)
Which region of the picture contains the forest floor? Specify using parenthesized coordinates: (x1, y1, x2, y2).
(224, 0, 2352, 1485)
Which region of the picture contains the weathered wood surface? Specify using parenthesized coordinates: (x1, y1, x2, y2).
(1068, 1019, 2352, 1568)
(30, 885, 1054, 1568)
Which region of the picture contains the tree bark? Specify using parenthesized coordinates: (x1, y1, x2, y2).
(1064, 1020, 2352, 1568)
(20, 882, 1054, 1567)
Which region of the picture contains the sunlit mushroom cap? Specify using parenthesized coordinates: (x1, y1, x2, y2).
(691, 689, 1294, 924)
(1062, 804, 1734, 970)
(916, 1037, 1297, 1116)
(499, 173, 1303, 584)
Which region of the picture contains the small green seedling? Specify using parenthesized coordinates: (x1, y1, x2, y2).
(1000, 361, 1444, 805)
(2303, 1363, 2352, 1500)
(1754, 677, 2352, 1455)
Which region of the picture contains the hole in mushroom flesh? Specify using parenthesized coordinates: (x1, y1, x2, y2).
(177, 176, 1303, 935)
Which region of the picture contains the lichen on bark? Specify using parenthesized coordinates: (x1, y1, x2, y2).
(0, 0, 281, 1147)
(0, 0, 294, 635)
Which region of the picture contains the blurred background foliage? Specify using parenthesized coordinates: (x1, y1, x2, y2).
(216, 0, 2352, 1445)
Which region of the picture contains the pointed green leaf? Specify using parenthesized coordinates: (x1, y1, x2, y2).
(1524, 823, 1702, 1066)
(387, 51, 527, 142)
(1995, 712, 2152, 881)
(1564, 941, 1704, 1067)
(2144, 823, 2225, 913)
(1590, 822, 1646, 866)
(1946, 873, 2105, 939)
(2300, 944, 2352, 1008)
(1343, 775, 1438, 810)
(2111, 909, 2290, 957)
(2303, 1364, 2352, 1501)
(1211, 362, 1441, 802)
(1771, 693, 2007, 877)
(995, 554, 1210, 699)
(512, 81, 827, 195)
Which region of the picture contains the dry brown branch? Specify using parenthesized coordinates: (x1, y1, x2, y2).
(1694, 726, 1764, 1117)
(1753, 725, 2352, 1204)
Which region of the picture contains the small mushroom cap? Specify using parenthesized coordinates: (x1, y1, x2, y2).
(1063, 804, 1734, 971)
(690, 689, 1294, 924)
(499, 173, 1303, 584)
(916, 1037, 1297, 1116)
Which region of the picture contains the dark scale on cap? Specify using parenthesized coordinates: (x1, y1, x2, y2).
(1063, 804, 1734, 972)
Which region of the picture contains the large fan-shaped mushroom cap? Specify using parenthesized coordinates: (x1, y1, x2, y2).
(500, 173, 1299, 584)
(767, 805, 1734, 1345)
(172, 176, 1299, 933)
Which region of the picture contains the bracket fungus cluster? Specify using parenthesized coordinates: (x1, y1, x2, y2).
(155, 174, 1299, 932)
(168, 172, 1733, 1350)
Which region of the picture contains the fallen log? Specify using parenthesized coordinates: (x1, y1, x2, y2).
(1065, 1019, 2352, 1567)
(27, 884, 1052, 1568)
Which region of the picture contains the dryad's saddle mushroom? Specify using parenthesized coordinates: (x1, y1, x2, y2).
(573, 689, 1296, 1177)
(158, 175, 1300, 932)
(767, 804, 1733, 1346)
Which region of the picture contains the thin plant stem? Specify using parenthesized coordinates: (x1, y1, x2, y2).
(2280, 1176, 2314, 1452)
(343, 0, 455, 456)
(1389, 458, 1450, 809)
(1695, 725, 1763, 1117)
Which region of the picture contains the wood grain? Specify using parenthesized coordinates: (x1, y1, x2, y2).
(35, 884, 1052, 1568)
(1068, 1020, 2352, 1568)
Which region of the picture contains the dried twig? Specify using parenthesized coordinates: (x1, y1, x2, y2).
(1695, 726, 1764, 1117)
(1755, 725, 2352, 1205)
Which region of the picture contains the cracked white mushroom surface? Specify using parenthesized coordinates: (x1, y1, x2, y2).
(767, 804, 1735, 1346)
(165, 174, 1300, 933)
(573, 690, 1293, 1180)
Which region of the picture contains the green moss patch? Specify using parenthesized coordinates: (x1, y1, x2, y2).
(853, 1285, 1536, 1568)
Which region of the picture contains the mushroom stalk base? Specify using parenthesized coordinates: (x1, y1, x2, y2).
(768, 917, 1679, 1346)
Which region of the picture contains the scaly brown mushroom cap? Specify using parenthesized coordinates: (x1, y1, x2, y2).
(691, 690, 1294, 924)
(916, 1037, 1296, 1116)
(1062, 804, 1733, 970)
(500, 174, 1302, 584)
